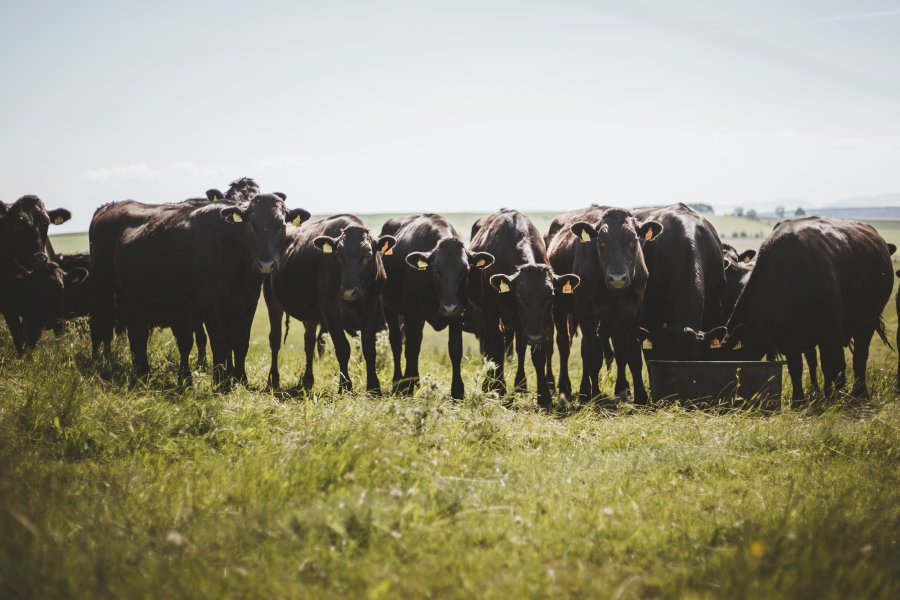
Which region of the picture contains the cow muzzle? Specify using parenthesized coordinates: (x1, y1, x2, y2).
(525, 333, 545, 347)
(256, 259, 278, 274)
(341, 287, 362, 301)
(606, 273, 630, 290)
(438, 302, 463, 317)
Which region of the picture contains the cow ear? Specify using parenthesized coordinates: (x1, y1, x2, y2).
(65, 267, 89, 285)
(274, 192, 287, 201)
(738, 249, 756, 263)
(490, 273, 514, 293)
(570, 221, 597, 243)
(468, 251, 494, 269)
(47, 209, 71, 226)
(220, 207, 246, 224)
(888, 243, 897, 256)
(375, 235, 397, 256)
(206, 189, 224, 201)
(287, 208, 311, 227)
(553, 273, 580, 295)
(314, 236, 337, 255)
(406, 251, 432, 270)
(637, 221, 663, 242)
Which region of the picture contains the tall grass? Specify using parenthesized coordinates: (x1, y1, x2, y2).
(0, 317, 898, 598)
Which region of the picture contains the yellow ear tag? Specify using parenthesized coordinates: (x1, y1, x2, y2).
(645, 228, 653, 241)
(498, 281, 510, 293)
(642, 339, 653, 350)
(580, 229, 591, 243)
(382, 242, 392, 255)
(733, 341, 743, 350)
(54, 216, 65, 225)
(709, 338, 721, 349)
(562, 281, 573, 294)
(417, 260, 428, 270)
(322, 242, 333, 254)
(291, 215, 303, 226)
(476, 259, 485, 268)
(232, 213, 243, 223)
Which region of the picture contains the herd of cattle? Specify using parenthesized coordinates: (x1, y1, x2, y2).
(2, 177, 898, 408)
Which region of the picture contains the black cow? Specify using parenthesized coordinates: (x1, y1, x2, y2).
(721, 243, 755, 318)
(468, 209, 580, 409)
(90, 191, 308, 386)
(634, 203, 726, 360)
(545, 206, 615, 398)
(265, 215, 395, 393)
(689, 217, 894, 400)
(0, 195, 71, 353)
(380, 214, 494, 399)
(564, 208, 663, 404)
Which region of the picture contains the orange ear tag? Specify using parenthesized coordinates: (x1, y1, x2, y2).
(562, 281, 573, 294)
(709, 338, 721, 349)
(476, 259, 485, 268)
(382, 242, 392, 255)
(645, 228, 653, 241)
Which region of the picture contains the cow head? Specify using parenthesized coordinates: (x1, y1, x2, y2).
(220, 193, 310, 274)
(570, 208, 661, 293)
(490, 265, 580, 347)
(405, 238, 494, 317)
(224, 177, 261, 202)
(0, 196, 71, 271)
(314, 226, 397, 301)
(722, 247, 756, 319)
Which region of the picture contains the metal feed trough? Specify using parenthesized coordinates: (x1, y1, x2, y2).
(647, 360, 785, 405)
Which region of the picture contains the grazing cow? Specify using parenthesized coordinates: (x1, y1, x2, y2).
(545, 206, 614, 398)
(90, 191, 308, 385)
(688, 217, 894, 400)
(563, 208, 663, 404)
(468, 209, 580, 409)
(0, 195, 71, 353)
(380, 214, 494, 399)
(265, 215, 396, 393)
(634, 203, 726, 360)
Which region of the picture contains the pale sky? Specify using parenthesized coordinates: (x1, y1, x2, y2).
(2, 0, 899, 232)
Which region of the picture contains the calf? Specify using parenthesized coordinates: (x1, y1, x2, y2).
(634, 203, 726, 360)
(721, 243, 755, 318)
(545, 206, 614, 398)
(380, 214, 494, 399)
(689, 217, 894, 400)
(265, 215, 396, 394)
(469, 209, 580, 409)
(1, 195, 71, 353)
(91, 191, 308, 386)
(564, 208, 663, 404)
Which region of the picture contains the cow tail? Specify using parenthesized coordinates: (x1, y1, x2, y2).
(876, 316, 893, 350)
(283, 314, 290, 345)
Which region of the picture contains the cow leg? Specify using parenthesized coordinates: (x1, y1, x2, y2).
(804, 348, 819, 395)
(204, 315, 230, 391)
(785, 352, 804, 402)
(172, 319, 195, 387)
(481, 305, 506, 396)
(819, 342, 844, 399)
(3, 312, 27, 355)
(601, 335, 614, 370)
(544, 331, 556, 395)
(514, 330, 528, 393)
(578, 334, 594, 403)
(263, 283, 282, 390)
(401, 319, 425, 395)
(851, 329, 874, 399)
(611, 333, 630, 399)
(194, 320, 208, 370)
(385, 309, 404, 392)
(126, 318, 150, 381)
(90, 285, 116, 361)
(361, 313, 381, 395)
(325, 314, 353, 392)
(449, 319, 464, 400)
(317, 325, 327, 358)
(301, 321, 317, 391)
(627, 335, 648, 405)
(554, 307, 572, 398)
(532, 345, 551, 410)
(230, 302, 256, 386)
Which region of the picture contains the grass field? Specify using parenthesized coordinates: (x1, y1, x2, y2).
(0, 218, 897, 598)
